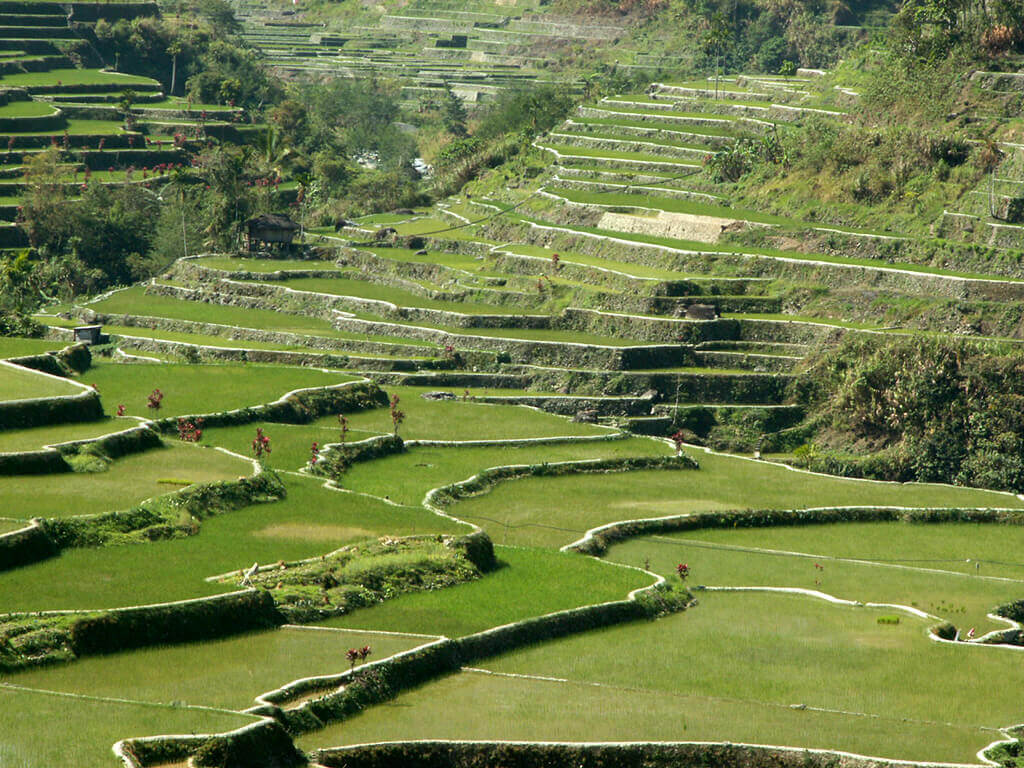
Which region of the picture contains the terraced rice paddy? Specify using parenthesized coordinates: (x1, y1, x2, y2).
(5, 12, 1024, 766)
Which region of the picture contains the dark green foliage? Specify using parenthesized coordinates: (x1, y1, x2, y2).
(186, 40, 280, 109)
(794, 336, 1024, 490)
(316, 733, 875, 768)
(455, 530, 497, 573)
(68, 590, 281, 656)
(244, 534, 485, 624)
(297, 641, 463, 730)
(151, 381, 389, 433)
(0, 389, 103, 431)
(91, 16, 211, 94)
(456, 595, 683, 664)
(57, 425, 163, 460)
(441, 85, 467, 138)
(192, 721, 305, 768)
(0, 449, 69, 477)
(475, 85, 575, 140)
(342, 170, 429, 218)
(0, 522, 58, 572)
(0, 613, 77, 672)
(310, 434, 404, 480)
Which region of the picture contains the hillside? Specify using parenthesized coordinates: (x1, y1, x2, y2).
(4, 2, 1024, 767)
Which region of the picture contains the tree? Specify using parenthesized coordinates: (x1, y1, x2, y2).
(442, 84, 468, 138)
(390, 395, 405, 437)
(703, 12, 732, 100)
(167, 40, 183, 95)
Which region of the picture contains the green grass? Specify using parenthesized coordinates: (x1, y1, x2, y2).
(554, 129, 710, 153)
(0, 686, 255, 768)
(0, 518, 27, 535)
(606, 520, 1024, 631)
(0, 337, 65, 358)
(476, 594, 1022, 761)
(541, 142, 699, 166)
(319, 595, 999, 763)
(0, 363, 82, 401)
(6, 626, 423, 710)
(510, 209, 1024, 282)
(105, 324, 420, 358)
(296, 662, 986, 762)
(202, 421, 377, 472)
(6, 119, 129, 136)
(340, 437, 672, 507)
(0, 68, 158, 87)
(78, 285, 438, 347)
(447, 446, 1024, 549)
(319, 545, 647, 637)
(272, 276, 524, 315)
(0, 100, 58, 117)
(394, 319, 646, 346)
(203, 390, 610, 470)
(497, 243, 696, 280)
(195, 256, 344, 272)
(84, 361, 357, 418)
(355, 247, 490, 274)
(0, 442, 249, 520)
(0, 416, 135, 452)
(570, 115, 741, 139)
(0, 474, 465, 612)
(326, 385, 614, 442)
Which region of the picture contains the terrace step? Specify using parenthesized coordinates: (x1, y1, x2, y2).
(0, 14, 70, 26)
(0, 26, 77, 39)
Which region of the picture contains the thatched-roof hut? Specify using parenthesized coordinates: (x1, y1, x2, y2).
(245, 213, 299, 252)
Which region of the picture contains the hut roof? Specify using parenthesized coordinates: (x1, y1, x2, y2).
(246, 213, 300, 231)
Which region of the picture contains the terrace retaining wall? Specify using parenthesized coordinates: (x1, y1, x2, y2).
(0, 520, 58, 571)
(314, 741, 955, 768)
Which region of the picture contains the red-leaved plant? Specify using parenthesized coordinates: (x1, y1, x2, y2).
(252, 427, 271, 460)
(176, 417, 204, 443)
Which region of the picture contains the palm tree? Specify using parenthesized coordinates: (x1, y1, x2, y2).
(167, 41, 183, 96)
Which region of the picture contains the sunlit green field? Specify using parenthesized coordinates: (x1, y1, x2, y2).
(340, 437, 672, 507)
(0, 363, 83, 401)
(448, 447, 1023, 548)
(0, 474, 465, 612)
(302, 595, 1015, 764)
(84, 361, 357, 418)
(0, 442, 249, 519)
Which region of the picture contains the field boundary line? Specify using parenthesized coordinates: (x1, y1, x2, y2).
(0, 681, 254, 717)
(281, 624, 443, 640)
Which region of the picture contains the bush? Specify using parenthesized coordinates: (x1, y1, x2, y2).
(68, 590, 281, 656)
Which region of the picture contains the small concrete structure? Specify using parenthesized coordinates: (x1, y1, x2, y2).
(245, 213, 300, 252)
(73, 325, 103, 345)
(685, 304, 718, 320)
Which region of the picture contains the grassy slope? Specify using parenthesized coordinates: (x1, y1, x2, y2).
(339, 437, 672, 507)
(0, 364, 82, 400)
(320, 545, 647, 637)
(6, 626, 423, 710)
(449, 446, 1023, 548)
(84, 361, 357, 418)
(0, 442, 249, 519)
(308, 594, 1012, 763)
(0, 687, 255, 768)
(0, 474, 465, 612)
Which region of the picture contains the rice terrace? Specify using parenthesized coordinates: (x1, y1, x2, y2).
(5, 0, 1024, 766)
